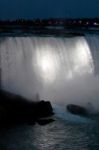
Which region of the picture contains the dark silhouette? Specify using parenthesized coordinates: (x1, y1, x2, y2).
(0, 18, 99, 36)
(66, 104, 88, 117)
(0, 89, 54, 126)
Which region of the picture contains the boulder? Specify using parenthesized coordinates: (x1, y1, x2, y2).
(66, 104, 88, 116)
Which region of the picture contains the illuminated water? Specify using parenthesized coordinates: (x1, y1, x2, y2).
(0, 34, 99, 149)
(0, 117, 99, 150)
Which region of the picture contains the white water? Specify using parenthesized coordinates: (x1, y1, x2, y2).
(0, 36, 99, 115)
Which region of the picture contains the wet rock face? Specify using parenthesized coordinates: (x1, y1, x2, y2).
(0, 89, 54, 125)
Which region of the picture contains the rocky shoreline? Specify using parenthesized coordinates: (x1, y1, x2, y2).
(0, 89, 54, 126)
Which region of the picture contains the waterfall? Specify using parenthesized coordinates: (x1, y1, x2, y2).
(0, 36, 99, 112)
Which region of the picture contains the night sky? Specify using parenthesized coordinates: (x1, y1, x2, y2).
(0, 0, 99, 19)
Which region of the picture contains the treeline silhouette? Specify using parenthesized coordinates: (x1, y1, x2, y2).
(0, 18, 99, 28)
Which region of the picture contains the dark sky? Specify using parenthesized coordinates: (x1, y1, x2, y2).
(0, 0, 99, 19)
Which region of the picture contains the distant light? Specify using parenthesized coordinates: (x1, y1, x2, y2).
(94, 22, 99, 26)
(86, 22, 89, 25)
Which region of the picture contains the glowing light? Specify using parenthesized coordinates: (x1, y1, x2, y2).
(94, 22, 99, 26)
(41, 56, 54, 72)
(35, 37, 94, 84)
(36, 46, 59, 83)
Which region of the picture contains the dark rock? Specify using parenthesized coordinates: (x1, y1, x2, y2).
(35, 100, 54, 118)
(66, 104, 88, 116)
(37, 118, 55, 125)
(0, 89, 54, 126)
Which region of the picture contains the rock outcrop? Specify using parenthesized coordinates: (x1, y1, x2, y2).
(66, 104, 88, 117)
(0, 89, 54, 126)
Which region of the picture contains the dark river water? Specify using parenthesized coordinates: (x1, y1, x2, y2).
(0, 116, 99, 150)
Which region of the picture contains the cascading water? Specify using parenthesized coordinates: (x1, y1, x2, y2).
(0, 36, 99, 123)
